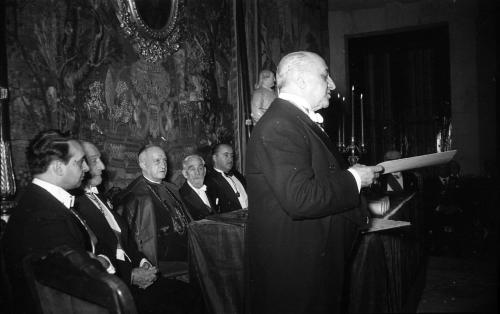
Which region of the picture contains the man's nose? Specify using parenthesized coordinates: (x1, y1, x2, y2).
(328, 76, 335, 90)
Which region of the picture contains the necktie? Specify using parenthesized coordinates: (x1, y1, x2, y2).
(86, 192, 130, 262)
(68, 203, 97, 254)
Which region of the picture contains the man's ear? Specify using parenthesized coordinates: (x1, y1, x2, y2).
(138, 159, 145, 171)
(182, 170, 188, 179)
(295, 73, 307, 89)
(51, 160, 64, 176)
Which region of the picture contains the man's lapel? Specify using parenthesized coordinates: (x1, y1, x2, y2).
(280, 100, 348, 170)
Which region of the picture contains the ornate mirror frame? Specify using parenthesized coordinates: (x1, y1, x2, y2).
(114, 0, 183, 63)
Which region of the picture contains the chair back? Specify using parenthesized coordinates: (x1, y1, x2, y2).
(23, 245, 137, 314)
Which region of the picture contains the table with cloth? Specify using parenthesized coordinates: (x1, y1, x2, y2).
(188, 191, 426, 314)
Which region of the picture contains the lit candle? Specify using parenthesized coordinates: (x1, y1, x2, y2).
(337, 93, 341, 145)
(342, 97, 346, 145)
(360, 93, 364, 145)
(351, 85, 355, 140)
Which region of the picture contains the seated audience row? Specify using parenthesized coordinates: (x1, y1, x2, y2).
(1, 129, 247, 314)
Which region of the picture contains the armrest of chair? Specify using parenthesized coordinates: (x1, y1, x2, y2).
(23, 245, 137, 314)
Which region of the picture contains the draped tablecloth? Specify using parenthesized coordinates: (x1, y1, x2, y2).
(188, 210, 248, 314)
(349, 191, 426, 313)
(188, 193, 425, 314)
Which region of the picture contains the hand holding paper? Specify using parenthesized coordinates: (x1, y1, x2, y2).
(351, 164, 384, 187)
(376, 150, 457, 174)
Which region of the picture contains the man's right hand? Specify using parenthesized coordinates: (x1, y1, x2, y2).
(131, 267, 158, 289)
(351, 164, 384, 187)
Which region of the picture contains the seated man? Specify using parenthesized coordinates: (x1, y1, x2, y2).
(424, 161, 464, 241)
(374, 150, 418, 195)
(116, 145, 192, 276)
(76, 141, 202, 314)
(204, 143, 248, 213)
(1, 130, 96, 313)
(179, 154, 215, 220)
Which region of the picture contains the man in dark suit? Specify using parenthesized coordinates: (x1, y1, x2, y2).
(1, 130, 94, 313)
(76, 141, 202, 314)
(204, 143, 248, 213)
(179, 154, 214, 220)
(246, 51, 382, 314)
(375, 150, 419, 195)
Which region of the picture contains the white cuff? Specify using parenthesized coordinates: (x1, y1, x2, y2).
(98, 254, 116, 274)
(347, 168, 362, 192)
(140, 258, 152, 268)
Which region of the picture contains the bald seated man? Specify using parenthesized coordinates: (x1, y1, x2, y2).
(246, 51, 382, 314)
(116, 145, 193, 277)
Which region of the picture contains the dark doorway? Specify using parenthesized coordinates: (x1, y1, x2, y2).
(345, 24, 451, 165)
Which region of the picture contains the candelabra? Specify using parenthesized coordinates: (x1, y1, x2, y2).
(338, 137, 367, 166)
(335, 87, 367, 166)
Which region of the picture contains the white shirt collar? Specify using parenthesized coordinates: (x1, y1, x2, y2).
(214, 168, 226, 175)
(32, 178, 75, 208)
(143, 175, 162, 184)
(279, 92, 311, 114)
(187, 181, 207, 192)
(279, 92, 324, 124)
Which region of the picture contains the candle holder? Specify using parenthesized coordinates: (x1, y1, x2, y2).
(336, 87, 367, 166)
(338, 136, 367, 166)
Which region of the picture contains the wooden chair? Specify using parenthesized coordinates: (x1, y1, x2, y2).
(23, 245, 137, 314)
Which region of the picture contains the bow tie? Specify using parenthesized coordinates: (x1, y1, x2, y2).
(224, 171, 234, 177)
(88, 186, 99, 194)
(197, 185, 207, 192)
(67, 195, 76, 208)
(308, 111, 324, 124)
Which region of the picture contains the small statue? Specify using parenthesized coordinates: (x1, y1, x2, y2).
(251, 70, 277, 124)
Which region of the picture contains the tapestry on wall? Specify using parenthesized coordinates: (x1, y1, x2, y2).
(6, 0, 235, 191)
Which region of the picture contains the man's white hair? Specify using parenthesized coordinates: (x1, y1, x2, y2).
(182, 154, 205, 170)
(276, 51, 317, 90)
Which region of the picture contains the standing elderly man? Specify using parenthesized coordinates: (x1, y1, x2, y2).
(1, 129, 92, 313)
(204, 143, 248, 213)
(179, 154, 215, 220)
(117, 145, 192, 277)
(76, 141, 202, 314)
(246, 51, 382, 314)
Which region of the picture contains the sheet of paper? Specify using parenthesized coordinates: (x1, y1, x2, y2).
(376, 150, 457, 174)
(363, 218, 411, 233)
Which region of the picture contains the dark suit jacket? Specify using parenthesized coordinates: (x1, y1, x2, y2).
(116, 176, 191, 266)
(204, 167, 246, 213)
(76, 189, 203, 314)
(76, 192, 145, 284)
(179, 181, 214, 220)
(1, 183, 91, 313)
(246, 98, 369, 314)
(376, 171, 418, 195)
